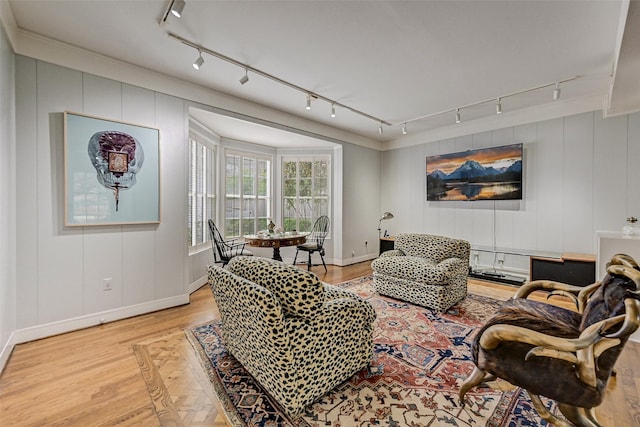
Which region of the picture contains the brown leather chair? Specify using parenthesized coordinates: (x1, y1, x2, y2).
(459, 253, 640, 427)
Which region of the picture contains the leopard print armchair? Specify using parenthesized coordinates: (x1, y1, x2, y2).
(207, 256, 376, 418)
(371, 233, 471, 311)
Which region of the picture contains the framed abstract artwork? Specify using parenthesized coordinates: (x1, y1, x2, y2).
(64, 111, 160, 226)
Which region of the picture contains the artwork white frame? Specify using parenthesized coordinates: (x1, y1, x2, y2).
(64, 111, 161, 226)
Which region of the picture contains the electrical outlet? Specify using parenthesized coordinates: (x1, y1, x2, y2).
(351, 250, 355, 257)
(103, 278, 112, 291)
(365, 241, 368, 247)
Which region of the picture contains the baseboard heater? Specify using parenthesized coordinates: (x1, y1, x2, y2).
(469, 270, 526, 286)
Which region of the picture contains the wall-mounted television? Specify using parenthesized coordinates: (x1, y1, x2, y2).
(426, 143, 523, 201)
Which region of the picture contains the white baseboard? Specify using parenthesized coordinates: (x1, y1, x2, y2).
(189, 276, 208, 294)
(12, 294, 190, 346)
(0, 331, 16, 376)
(334, 253, 377, 266)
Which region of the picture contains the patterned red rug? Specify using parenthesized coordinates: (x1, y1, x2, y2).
(187, 276, 557, 426)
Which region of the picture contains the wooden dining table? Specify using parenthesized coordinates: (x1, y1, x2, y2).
(243, 232, 307, 261)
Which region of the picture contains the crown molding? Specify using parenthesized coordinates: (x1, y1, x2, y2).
(9, 27, 381, 151)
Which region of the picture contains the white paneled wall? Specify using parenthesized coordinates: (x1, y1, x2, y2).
(14, 58, 188, 336)
(382, 111, 640, 273)
(341, 142, 382, 260)
(0, 21, 16, 368)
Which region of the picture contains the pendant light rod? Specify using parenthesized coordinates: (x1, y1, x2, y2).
(391, 75, 580, 128)
(167, 32, 392, 126)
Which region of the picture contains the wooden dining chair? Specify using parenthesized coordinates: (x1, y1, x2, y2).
(293, 215, 330, 271)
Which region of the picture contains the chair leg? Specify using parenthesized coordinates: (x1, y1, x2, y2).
(320, 251, 327, 272)
(557, 403, 602, 427)
(307, 251, 312, 271)
(293, 249, 299, 266)
(458, 366, 491, 405)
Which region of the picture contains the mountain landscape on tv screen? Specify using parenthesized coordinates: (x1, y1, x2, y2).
(426, 144, 523, 201)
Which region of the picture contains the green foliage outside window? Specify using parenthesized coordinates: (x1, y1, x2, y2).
(282, 157, 330, 232)
(225, 153, 271, 239)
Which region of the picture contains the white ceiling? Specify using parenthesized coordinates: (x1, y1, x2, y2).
(6, 0, 640, 148)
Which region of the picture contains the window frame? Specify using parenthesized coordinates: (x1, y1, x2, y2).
(187, 132, 217, 253)
(281, 154, 331, 234)
(223, 149, 273, 240)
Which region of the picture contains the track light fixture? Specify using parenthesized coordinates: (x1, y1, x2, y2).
(166, 32, 580, 137)
(192, 50, 204, 70)
(394, 76, 578, 134)
(171, 0, 186, 18)
(239, 69, 249, 85)
(167, 32, 390, 131)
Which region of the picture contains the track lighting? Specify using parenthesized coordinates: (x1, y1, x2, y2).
(553, 83, 561, 100)
(192, 50, 204, 70)
(171, 0, 186, 18)
(168, 32, 579, 134)
(239, 69, 249, 85)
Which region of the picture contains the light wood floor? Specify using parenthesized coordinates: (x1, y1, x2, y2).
(1, 262, 638, 426)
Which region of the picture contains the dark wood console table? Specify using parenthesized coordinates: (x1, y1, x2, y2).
(530, 252, 596, 287)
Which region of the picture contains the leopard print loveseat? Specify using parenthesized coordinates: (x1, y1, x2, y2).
(207, 256, 376, 417)
(371, 233, 470, 312)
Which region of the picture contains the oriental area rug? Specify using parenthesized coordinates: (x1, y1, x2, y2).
(186, 276, 559, 427)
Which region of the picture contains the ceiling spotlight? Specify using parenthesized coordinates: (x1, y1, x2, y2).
(239, 69, 249, 85)
(171, 0, 186, 18)
(379, 122, 384, 135)
(553, 83, 561, 100)
(330, 103, 336, 118)
(496, 98, 502, 115)
(402, 123, 407, 135)
(306, 94, 312, 110)
(455, 109, 461, 124)
(192, 50, 204, 70)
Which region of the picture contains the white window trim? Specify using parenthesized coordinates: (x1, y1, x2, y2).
(280, 153, 332, 237)
(222, 147, 274, 239)
(188, 131, 218, 255)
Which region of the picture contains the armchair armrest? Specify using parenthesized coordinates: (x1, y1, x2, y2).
(514, 280, 601, 312)
(437, 257, 467, 274)
(323, 297, 376, 324)
(379, 249, 405, 258)
(322, 284, 376, 323)
(324, 284, 361, 301)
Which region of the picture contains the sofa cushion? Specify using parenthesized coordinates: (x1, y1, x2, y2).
(371, 256, 449, 284)
(227, 256, 324, 318)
